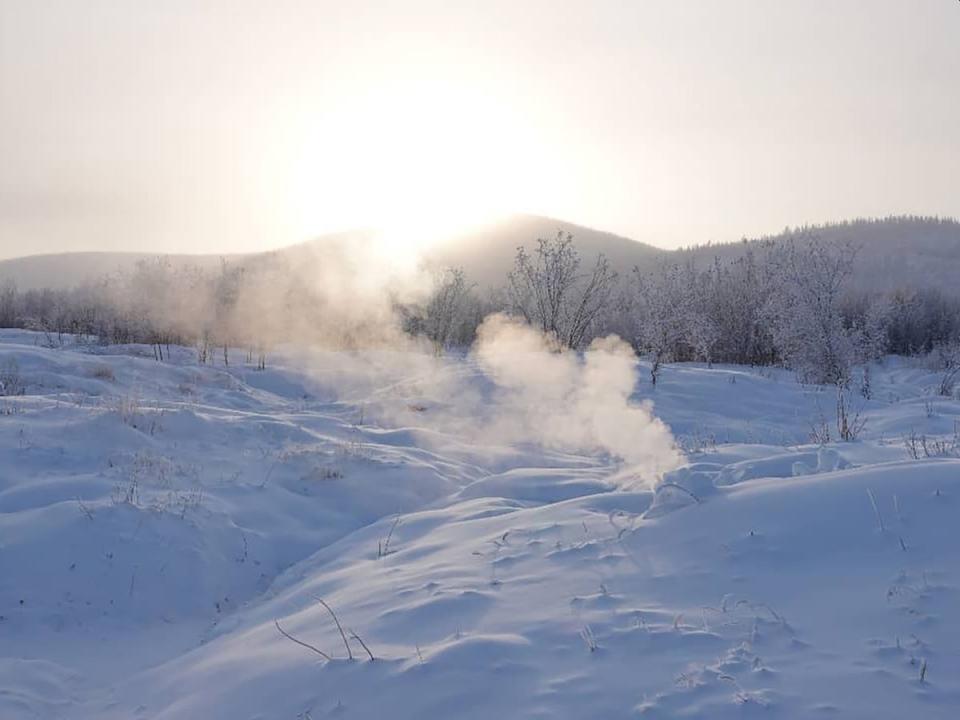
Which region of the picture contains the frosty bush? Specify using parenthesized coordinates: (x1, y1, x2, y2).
(0, 358, 24, 396)
(934, 342, 960, 397)
(402, 267, 480, 353)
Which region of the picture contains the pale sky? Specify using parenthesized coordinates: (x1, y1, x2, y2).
(0, 0, 958, 260)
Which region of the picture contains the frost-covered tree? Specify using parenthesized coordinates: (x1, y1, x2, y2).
(631, 249, 779, 374)
(680, 260, 720, 366)
(885, 288, 960, 356)
(125, 258, 181, 360)
(422, 267, 474, 353)
(707, 249, 778, 366)
(631, 263, 688, 384)
(933, 341, 960, 397)
(399, 267, 488, 352)
(764, 235, 864, 386)
(507, 231, 617, 350)
(0, 282, 19, 329)
(213, 260, 243, 366)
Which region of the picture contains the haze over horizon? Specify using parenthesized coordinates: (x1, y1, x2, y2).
(1, 0, 958, 261)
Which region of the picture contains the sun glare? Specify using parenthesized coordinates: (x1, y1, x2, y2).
(284, 79, 548, 264)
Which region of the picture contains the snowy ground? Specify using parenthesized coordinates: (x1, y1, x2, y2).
(1, 329, 959, 719)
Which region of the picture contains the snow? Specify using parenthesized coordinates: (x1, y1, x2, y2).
(1, 330, 958, 718)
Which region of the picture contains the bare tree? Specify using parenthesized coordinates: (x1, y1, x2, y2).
(506, 231, 617, 350)
(0, 281, 18, 329)
(213, 260, 243, 366)
(422, 267, 474, 353)
(935, 341, 960, 397)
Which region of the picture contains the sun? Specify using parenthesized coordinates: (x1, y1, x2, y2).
(283, 78, 547, 264)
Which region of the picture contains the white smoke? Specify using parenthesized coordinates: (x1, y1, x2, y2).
(470, 314, 683, 478)
(26, 227, 682, 483)
(305, 312, 683, 485)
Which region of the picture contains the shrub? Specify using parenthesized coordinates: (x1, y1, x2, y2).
(0, 358, 25, 396)
(89, 364, 115, 381)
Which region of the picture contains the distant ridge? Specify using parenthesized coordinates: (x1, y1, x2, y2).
(676, 216, 960, 294)
(421, 213, 666, 288)
(1, 214, 959, 295)
(0, 250, 234, 291)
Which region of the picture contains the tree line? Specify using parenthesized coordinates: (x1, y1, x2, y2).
(1, 230, 959, 394)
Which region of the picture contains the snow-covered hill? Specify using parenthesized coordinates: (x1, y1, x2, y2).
(5, 215, 960, 297)
(1, 330, 958, 718)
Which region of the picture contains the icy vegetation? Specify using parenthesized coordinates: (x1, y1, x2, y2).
(1, 328, 959, 719)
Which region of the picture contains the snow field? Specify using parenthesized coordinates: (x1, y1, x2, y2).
(1, 330, 958, 718)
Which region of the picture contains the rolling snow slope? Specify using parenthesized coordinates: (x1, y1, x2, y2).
(1, 330, 958, 719)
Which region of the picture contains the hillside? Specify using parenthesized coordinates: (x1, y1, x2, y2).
(422, 214, 666, 289)
(0, 251, 234, 291)
(2, 215, 959, 296)
(423, 215, 960, 294)
(677, 216, 960, 295)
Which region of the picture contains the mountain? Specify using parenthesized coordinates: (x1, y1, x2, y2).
(2, 214, 959, 296)
(0, 216, 665, 292)
(422, 214, 666, 289)
(353, 214, 960, 295)
(0, 251, 234, 291)
(676, 216, 960, 294)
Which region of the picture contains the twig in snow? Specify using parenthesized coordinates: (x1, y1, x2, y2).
(378, 515, 400, 558)
(657, 482, 701, 504)
(259, 460, 279, 489)
(314, 596, 352, 660)
(349, 628, 375, 661)
(719, 674, 759, 705)
(753, 602, 786, 625)
(608, 510, 636, 540)
(238, 530, 248, 564)
(867, 488, 885, 532)
(274, 619, 331, 661)
(76, 497, 94, 521)
(580, 624, 598, 652)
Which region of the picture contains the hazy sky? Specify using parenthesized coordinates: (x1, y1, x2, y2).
(1, 0, 958, 259)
